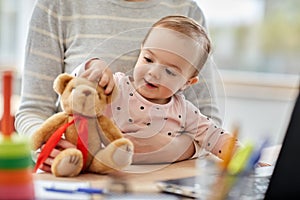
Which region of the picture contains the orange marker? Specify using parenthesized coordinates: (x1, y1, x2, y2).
(219, 125, 239, 172)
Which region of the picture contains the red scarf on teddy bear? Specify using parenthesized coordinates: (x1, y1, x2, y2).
(33, 115, 88, 173)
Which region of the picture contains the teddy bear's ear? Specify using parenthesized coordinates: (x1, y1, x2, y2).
(106, 85, 118, 104)
(53, 73, 74, 95)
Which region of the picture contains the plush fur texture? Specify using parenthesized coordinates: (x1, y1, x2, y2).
(31, 73, 133, 177)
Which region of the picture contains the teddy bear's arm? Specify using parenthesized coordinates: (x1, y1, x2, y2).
(97, 115, 123, 142)
(31, 112, 69, 150)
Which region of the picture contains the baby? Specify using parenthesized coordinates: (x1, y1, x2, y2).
(80, 15, 240, 164)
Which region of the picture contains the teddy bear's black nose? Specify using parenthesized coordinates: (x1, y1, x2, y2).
(83, 90, 91, 96)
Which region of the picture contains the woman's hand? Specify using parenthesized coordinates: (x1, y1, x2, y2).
(80, 58, 115, 95)
(35, 139, 76, 172)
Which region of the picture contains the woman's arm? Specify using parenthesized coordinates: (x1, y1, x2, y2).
(15, 0, 64, 136)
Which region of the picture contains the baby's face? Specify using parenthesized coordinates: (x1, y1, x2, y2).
(133, 28, 200, 104)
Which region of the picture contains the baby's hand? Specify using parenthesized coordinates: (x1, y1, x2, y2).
(80, 58, 115, 94)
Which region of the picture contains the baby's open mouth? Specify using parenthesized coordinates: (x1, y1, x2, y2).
(144, 79, 158, 88)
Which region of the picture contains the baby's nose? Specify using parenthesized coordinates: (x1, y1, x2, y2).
(148, 64, 162, 79)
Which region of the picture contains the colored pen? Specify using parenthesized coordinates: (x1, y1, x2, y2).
(219, 125, 239, 171)
(211, 143, 253, 200)
(209, 126, 239, 200)
(246, 138, 269, 170)
(44, 187, 105, 194)
(227, 142, 254, 175)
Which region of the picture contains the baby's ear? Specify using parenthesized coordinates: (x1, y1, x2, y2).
(106, 85, 118, 104)
(180, 76, 199, 91)
(53, 73, 74, 95)
(189, 76, 199, 85)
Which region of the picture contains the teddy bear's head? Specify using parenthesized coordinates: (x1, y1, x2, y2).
(53, 73, 115, 117)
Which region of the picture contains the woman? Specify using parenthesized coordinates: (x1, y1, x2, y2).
(15, 0, 222, 172)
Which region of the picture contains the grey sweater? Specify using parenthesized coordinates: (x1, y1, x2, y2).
(15, 0, 222, 137)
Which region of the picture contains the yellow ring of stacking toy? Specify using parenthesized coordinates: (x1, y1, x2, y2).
(0, 134, 32, 169)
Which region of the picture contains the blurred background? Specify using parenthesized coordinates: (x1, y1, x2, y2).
(0, 0, 299, 145)
(196, 0, 299, 145)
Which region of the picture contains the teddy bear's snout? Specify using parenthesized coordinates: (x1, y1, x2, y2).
(82, 90, 92, 96)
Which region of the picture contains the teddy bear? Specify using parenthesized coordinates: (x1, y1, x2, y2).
(31, 73, 134, 177)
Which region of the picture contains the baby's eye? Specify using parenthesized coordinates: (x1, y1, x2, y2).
(144, 56, 153, 63)
(165, 68, 177, 76)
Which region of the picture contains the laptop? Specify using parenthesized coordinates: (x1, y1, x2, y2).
(157, 91, 300, 199)
(264, 91, 300, 199)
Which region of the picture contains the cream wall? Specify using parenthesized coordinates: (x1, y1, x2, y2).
(219, 70, 299, 146)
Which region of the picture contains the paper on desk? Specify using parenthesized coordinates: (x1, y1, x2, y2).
(254, 166, 275, 178)
(34, 180, 91, 200)
(259, 145, 281, 165)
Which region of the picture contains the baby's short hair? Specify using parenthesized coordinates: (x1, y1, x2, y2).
(143, 15, 211, 73)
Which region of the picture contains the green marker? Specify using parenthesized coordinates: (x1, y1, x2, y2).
(227, 142, 254, 175)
